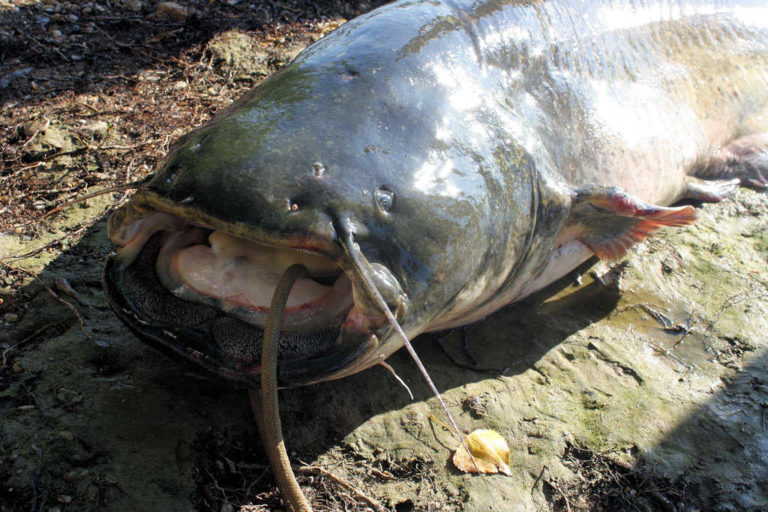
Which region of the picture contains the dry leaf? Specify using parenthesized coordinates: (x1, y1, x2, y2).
(453, 429, 512, 476)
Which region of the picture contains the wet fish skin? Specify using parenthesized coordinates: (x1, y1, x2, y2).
(104, 0, 768, 386)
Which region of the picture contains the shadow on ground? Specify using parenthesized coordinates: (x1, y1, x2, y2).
(3, 189, 766, 511)
(0, 209, 619, 510)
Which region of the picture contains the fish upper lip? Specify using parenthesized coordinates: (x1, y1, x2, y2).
(119, 189, 345, 259)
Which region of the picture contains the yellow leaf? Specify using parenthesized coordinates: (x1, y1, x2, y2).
(452, 429, 512, 476)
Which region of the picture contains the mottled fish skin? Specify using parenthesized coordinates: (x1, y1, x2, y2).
(105, 0, 768, 386)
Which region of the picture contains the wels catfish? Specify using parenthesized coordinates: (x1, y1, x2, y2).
(103, 0, 768, 388)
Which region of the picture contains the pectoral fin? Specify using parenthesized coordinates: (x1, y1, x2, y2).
(564, 186, 697, 260)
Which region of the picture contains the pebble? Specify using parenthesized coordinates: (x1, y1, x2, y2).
(83, 120, 109, 140)
(173, 80, 188, 90)
(63, 469, 89, 481)
(155, 2, 188, 22)
(57, 431, 75, 441)
(125, 0, 142, 11)
(0, 67, 34, 89)
(4, 313, 18, 322)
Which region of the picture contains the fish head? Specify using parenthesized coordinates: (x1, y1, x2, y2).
(103, 53, 493, 387)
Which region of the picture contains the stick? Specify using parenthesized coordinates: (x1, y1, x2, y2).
(298, 466, 387, 512)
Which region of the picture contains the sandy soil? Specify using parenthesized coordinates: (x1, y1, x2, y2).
(2, 1, 768, 511)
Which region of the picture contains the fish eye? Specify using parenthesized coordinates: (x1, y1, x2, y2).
(374, 188, 394, 212)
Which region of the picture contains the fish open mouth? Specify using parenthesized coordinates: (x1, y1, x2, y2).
(102, 208, 389, 387)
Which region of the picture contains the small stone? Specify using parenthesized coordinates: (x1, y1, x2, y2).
(83, 120, 109, 140)
(40, 126, 67, 149)
(125, 0, 142, 12)
(155, 2, 187, 22)
(0, 67, 34, 89)
(63, 469, 88, 481)
(173, 80, 188, 90)
(206, 29, 269, 76)
(57, 495, 73, 504)
(57, 431, 75, 441)
(23, 118, 47, 137)
(4, 313, 18, 322)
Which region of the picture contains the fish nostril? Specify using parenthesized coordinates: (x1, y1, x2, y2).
(312, 162, 326, 177)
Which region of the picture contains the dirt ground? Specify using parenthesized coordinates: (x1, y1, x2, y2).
(1, 1, 767, 511)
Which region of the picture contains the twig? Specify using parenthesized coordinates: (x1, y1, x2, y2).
(428, 413, 464, 439)
(1, 322, 58, 368)
(378, 361, 413, 400)
(205, 468, 232, 506)
(1, 261, 91, 341)
(297, 466, 388, 512)
(3, 224, 88, 262)
(546, 479, 573, 512)
(43, 285, 91, 340)
(0, 161, 44, 181)
(25, 177, 149, 226)
(29, 446, 43, 512)
(645, 340, 696, 370)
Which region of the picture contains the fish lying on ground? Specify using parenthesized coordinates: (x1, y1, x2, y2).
(103, 0, 768, 389)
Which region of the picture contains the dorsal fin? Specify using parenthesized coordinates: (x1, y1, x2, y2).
(564, 186, 697, 260)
